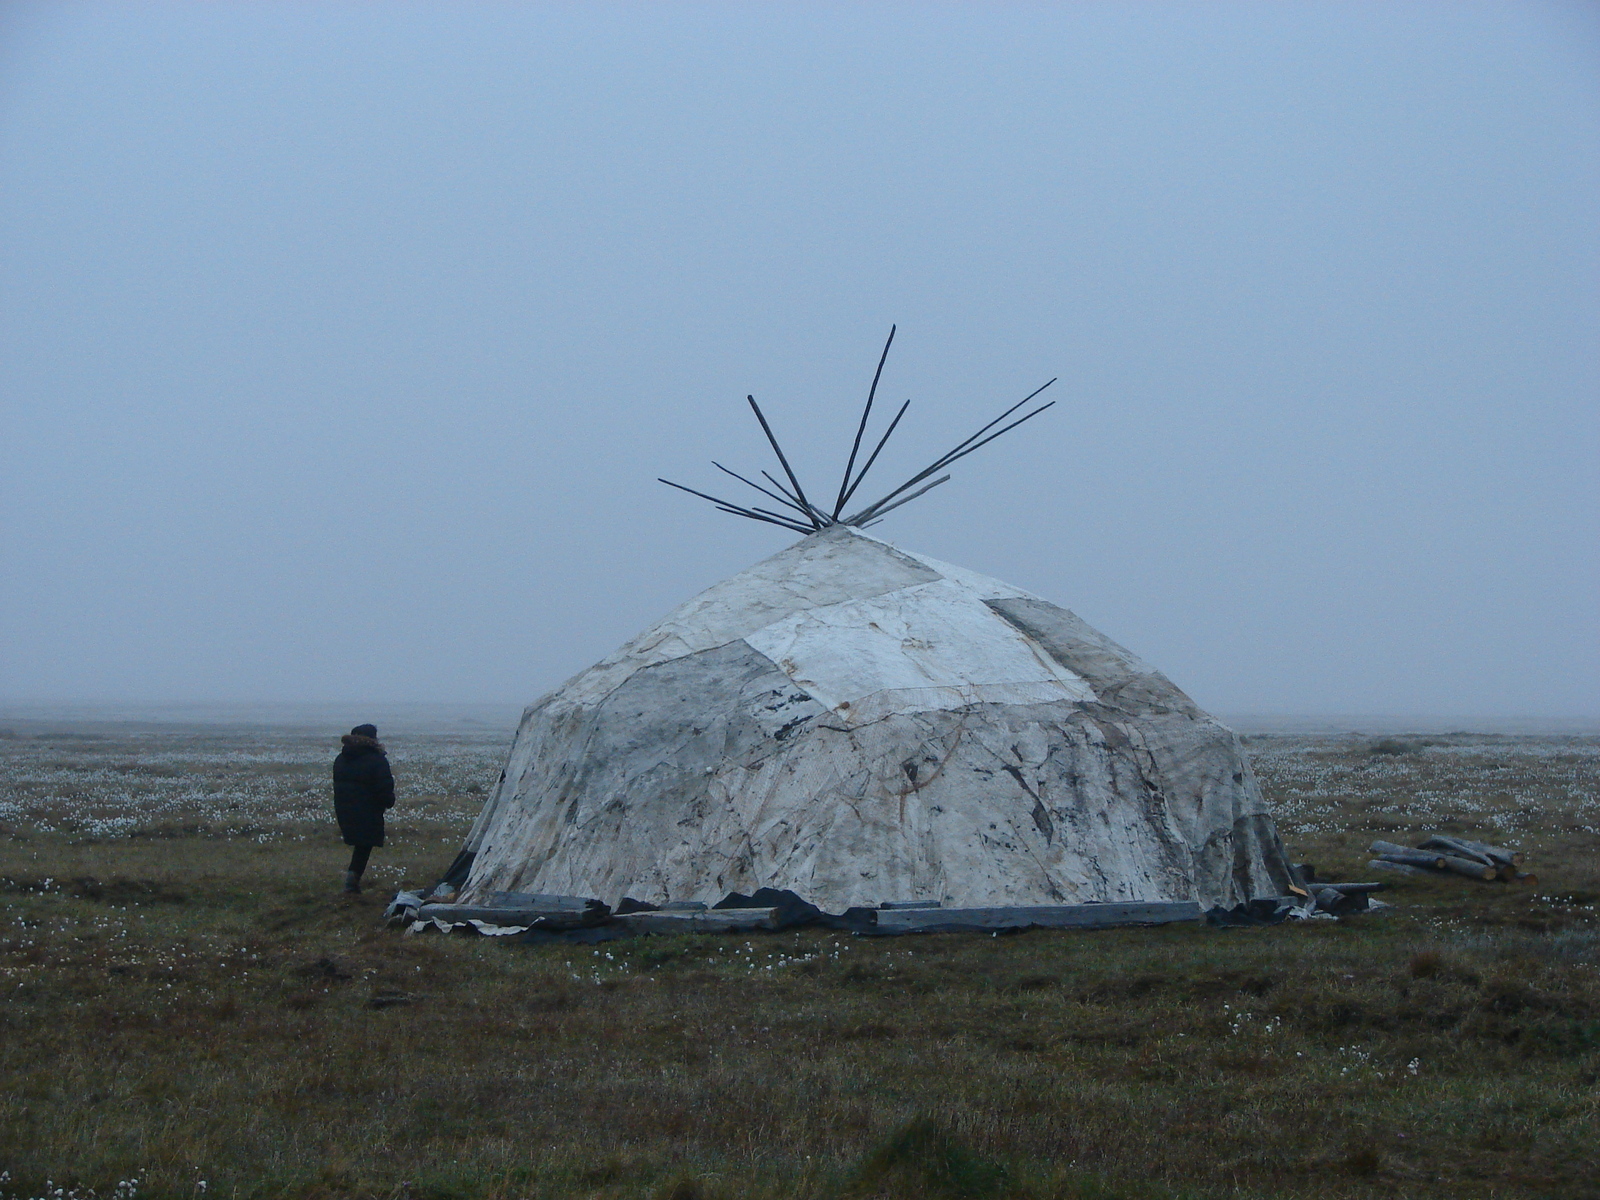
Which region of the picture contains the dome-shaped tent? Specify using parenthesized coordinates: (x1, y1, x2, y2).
(445, 332, 1297, 918)
(453, 525, 1295, 912)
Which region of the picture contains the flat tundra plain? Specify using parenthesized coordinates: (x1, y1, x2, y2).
(0, 721, 1596, 1200)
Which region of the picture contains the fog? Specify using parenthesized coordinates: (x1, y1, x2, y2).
(2, 2, 1596, 721)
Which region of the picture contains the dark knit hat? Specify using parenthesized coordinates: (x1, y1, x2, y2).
(350, 723, 378, 738)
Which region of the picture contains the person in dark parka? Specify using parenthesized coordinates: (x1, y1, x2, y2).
(332, 723, 395, 893)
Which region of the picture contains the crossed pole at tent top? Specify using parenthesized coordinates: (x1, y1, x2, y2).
(658, 327, 1057, 534)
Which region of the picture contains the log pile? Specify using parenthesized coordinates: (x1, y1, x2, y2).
(1367, 835, 1534, 886)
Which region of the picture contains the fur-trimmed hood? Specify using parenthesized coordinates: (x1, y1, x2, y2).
(340, 733, 385, 755)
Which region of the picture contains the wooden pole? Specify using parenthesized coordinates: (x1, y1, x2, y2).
(920, 378, 1056, 475)
(711, 505, 815, 533)
(712, 461, 814, 520)
(921, 399, 1058, 476)
(760, 470, 803, 505)
(747, 396, 824, 528)
(837, 399, 911, 512)
(748, 505, 818, 527)
(851, 474, 951, 522)
(843, 394, 1055, 524)
(757, 470, 834, 528)
(659, 478, 815, 533)
(832, 325, 895, 518)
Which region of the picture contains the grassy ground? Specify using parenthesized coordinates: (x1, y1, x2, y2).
(0, 722, 1596, 1200)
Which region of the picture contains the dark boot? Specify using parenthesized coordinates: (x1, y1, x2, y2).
(343, 870, 361, 894)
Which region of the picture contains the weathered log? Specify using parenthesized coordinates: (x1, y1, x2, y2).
(872, 901, 1201, 932)
(1376, 857, 1440, 876)
(1309, 886, 1377, 914)
(1369, 859, 1432, 877)
(617, 908, 779, 933)
(1439, 855, 1497, 881)
(1310, 882, 1386, 894)
(1370, 842, 1447, 869)
(1419, 836, 1498, 867)
(1435, 836, 1523, 867)
(486, 891, 599, 912)
(1310, 887, 1352, 913)
(1377, 852, 1449, 871)
(1511, 872, 1539, 887)
(417, 903, 603, 929)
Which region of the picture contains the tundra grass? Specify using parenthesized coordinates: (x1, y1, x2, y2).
(0, 723, 1596, 1200)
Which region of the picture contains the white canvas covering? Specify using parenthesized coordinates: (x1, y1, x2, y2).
(456, 526, 1296, 912)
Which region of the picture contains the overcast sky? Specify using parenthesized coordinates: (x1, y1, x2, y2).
(2, 2, 1596, 719)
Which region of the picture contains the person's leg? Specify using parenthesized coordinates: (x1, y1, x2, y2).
(344, 844, 372, 892)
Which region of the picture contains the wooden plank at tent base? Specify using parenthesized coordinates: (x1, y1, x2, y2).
(486, 891, 596, 912)
(1309, 882, 1385, 895)
(418, 903, 601, 928)
(873, 901, 1201, 932)
(616, 908, 780, 934)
